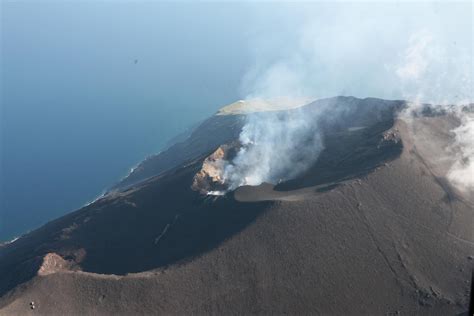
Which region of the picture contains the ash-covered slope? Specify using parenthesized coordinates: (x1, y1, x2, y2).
(111, 114, 245, 191)
(111, 96, 399, 191)
(1, 97, 473, 315)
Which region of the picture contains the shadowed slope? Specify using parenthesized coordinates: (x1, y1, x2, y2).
(111, 114, 245, 191)
(0, 98, 472, 315)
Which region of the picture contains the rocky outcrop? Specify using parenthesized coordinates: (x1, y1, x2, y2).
(191, 145, 232, 194)
(37, 253, 71, 276)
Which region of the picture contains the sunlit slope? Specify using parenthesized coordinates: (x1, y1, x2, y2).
(0, 97, 472, 315)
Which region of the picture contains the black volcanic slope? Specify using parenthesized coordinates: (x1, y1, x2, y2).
(0, 97, 473, 315)
(111, 113, 246, 191)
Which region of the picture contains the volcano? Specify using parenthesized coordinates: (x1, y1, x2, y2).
(0, 96, 473, 315)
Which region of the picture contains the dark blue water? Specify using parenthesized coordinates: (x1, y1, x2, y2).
(2, 1, 470, 241)
(1, 2, 251, 241)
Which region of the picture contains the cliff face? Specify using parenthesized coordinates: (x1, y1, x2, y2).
(191, 146, 227, 194)
(0, 97, 472, 315)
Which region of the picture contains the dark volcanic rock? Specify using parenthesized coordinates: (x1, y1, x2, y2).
(111, 114, 245, 191)
(0, 97, 472, 315)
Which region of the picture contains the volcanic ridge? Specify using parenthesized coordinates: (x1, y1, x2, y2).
(0, 96, 473, 315)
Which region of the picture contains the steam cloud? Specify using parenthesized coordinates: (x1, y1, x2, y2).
(395, 30, 474, 193)
(216, 3, 473, 193)
(448, 112, 474, 191)
(222, 108, 323, 190)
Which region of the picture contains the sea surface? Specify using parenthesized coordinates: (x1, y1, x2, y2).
(1, 2, 249, 241)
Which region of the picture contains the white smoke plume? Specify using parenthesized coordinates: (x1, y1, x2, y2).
(448, 112, 474, 192)
(394, 29, 474, 193)
(216, 3, 473, 193)
(395, 30, 434, 82)
(222, 107, 324, 190)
